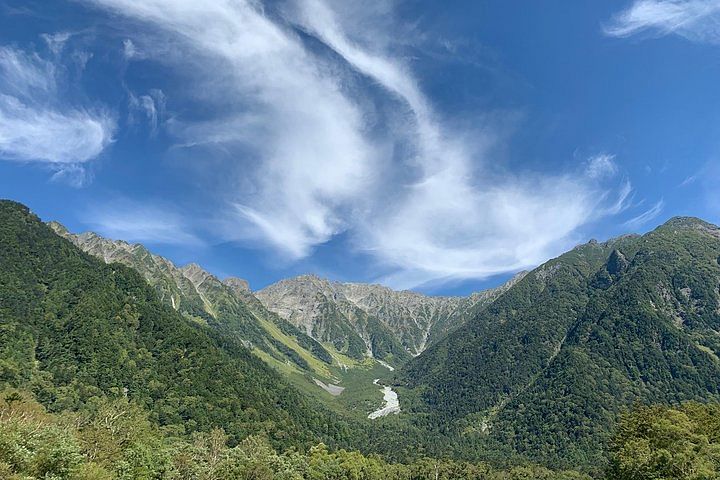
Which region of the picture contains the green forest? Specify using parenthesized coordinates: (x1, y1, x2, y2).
(397, 217, 720, 471)
(3, 198, 720, 479)
(3, 389, 719, 479)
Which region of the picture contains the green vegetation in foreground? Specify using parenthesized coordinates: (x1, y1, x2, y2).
(7, 387, 720, 480)
(608, 402, 720, 479)
(0, 390, 591, 480)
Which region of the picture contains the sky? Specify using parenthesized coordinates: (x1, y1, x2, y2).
(0, 0, 719, 295)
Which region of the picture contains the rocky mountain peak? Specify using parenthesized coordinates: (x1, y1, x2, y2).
(179, 263, 219, 292)
(47, 221, 69, 236)
(223, 276, 250, 293)
(257, 272, 522, 358)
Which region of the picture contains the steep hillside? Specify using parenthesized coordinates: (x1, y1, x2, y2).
(337, 278, 523, 354)
(53, 222, 519, 375)
(48, 223, 410, 418)
(0, 200, 354, 449)
(399, 218, 720, 469)
(49, 224, 336, 375)
(256, 275, 412, 364)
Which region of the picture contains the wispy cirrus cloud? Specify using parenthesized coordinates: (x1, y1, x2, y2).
(623, 199, 665, 229)
(0, 45, 115, 173)
(84, 200, 203, 246)
(586, 154, 620, 179)
(80, 0, 632, 288)
(290, 0, 632, 287)
(84, 0, 378, 259)
(128, 89, 165, 134)
(604, 0, 720, 43)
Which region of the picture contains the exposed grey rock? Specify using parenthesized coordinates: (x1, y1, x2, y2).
(257, 272, 524, 357)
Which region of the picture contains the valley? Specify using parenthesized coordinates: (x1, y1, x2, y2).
(3, 0, 719, 477)
(368, 379, 401, 419)
(3, 199, 720, 479)
(49, 221, 519, 421)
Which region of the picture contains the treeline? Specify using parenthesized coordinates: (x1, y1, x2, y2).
(4, 390, 718, 479)
(0, 390, 590, 480)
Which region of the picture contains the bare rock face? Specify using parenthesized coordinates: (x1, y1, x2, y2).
(334, 282, 463, 354)
(224, 277, 251, 294)
(257, 272, 524, 358)
(256, 275, 334, 333)
(255, 275, 380, 361)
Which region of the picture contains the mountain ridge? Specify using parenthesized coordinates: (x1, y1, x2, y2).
(8, 201, 720, 474)
(50, 221, 522, 366)
(48, 221, 338, 374)
(397, 215, 720, 469)
(0, 200, 357, 451)
(256, 271, 526, 360)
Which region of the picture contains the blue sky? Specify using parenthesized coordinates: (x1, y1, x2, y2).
(1, 0, 719, 295)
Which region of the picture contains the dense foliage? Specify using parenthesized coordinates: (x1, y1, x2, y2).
(398, 218, 720, 470)
(50, 225, 335, 372)
(608, 402, 720, 479)
(0, 390, 591, 480)
(5, 198, 720, 477)
(0, 201, 355, 450)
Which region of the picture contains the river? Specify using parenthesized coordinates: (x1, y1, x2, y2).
(368, 379, 401, 419)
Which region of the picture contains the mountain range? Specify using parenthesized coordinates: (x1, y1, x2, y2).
(49, 221, 522, 401)
(3, 198, 720, 477)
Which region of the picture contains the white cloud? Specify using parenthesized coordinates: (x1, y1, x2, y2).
(122, 38, 137, 58)
(586, 154, 619, 179)
(623, 199, 665, 229)
(0, 94, 113, 164)
(84, 201, 203, 246)
(679, 173, 699, 186)
(82, 0, 632, 287)
(42, 32, 73, 55)
(0, 47, 55, 98)
(0, 45, 114, 165)
(86, 0, 378, 258)
(604, 0, 720, 43)
(604, 179, 634, 215)
(128, 89, 165, 134)
(50, 164, 90, 188)
(291, 1, 632, 287)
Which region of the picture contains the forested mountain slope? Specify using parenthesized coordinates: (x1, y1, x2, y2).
(47, 223, 424, 419)
(53, 222, 519, 372)
(0, 200, 597, 479)
(48, 223, 336, 377)
(0, 200, 356, 449)
(8, 197, 720, 476)
(399, 217, 720, 468)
